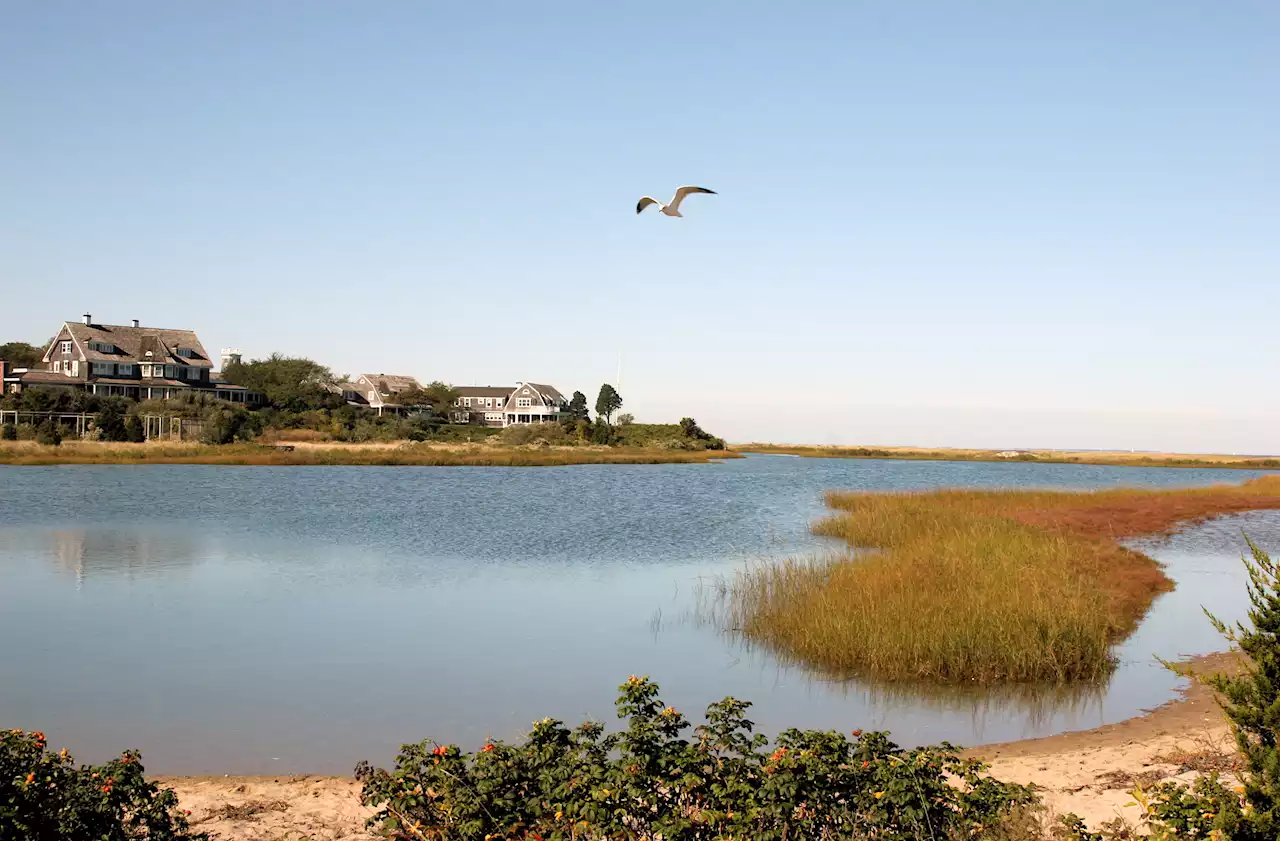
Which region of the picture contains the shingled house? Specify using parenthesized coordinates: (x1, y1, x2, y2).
(350, 373, 424, 415)
(452, 382, 569, 428)
(2, 314, 257, 403)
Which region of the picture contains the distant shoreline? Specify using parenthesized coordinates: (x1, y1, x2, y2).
(0, 440, 742, 467)
(734, 443, 1280, 471)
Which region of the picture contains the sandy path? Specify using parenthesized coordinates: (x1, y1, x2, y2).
(161, 654, 1242, 839)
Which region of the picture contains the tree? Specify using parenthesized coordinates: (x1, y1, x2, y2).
(1, 423, 16, 441)
(95, 401, 129, 442)
(568, 391, 589, 421)
(617, 413, 635, 426)
(396, 381, 460, 419)
(222, 354, 339, 412)
(124, 415, 145, 443)
(595, 384, 623, 425)
(36, 419, 62, 447)
(0, 341, 43, 369)
(201, 406, 258, 445)
(1199, 540, 1280, 837)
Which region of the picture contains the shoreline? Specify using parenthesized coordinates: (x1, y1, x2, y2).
(736, 443, 1280, 471)
(156, 652, 1240, 840)
(0, 440, 742, 467)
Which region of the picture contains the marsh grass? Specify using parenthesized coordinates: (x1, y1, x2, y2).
(722, 477, 1280, 684)
(0, 440, 742, 467)
(737, 443, 1280, 470)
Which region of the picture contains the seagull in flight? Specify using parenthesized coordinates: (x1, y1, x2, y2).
(636, 186, 716, 217)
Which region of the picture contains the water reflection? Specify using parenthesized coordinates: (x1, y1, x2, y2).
(0, 527, 208, 584)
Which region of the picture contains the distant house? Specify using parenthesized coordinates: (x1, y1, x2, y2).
(452, 382, 569, 428)
(351, 373, 423, 416)
(2, 313, 258, 403)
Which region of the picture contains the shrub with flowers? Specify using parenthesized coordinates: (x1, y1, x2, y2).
(356, 676, 1038, 840)
(1, 729, 206, 840)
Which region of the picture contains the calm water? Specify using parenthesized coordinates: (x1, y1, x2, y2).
(0, 456, 1275, 774)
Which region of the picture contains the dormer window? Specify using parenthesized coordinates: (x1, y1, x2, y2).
(176, 348, 194, 358)
(87, 341, 115, 353)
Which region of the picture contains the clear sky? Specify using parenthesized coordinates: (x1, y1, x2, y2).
(2, 2, 1277, 452)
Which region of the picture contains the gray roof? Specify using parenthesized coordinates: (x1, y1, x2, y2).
(59, 322, 213, 369)
(357, 374, 422, 395)
(455, 385, 517, 398)
(525, 383, 567, 404)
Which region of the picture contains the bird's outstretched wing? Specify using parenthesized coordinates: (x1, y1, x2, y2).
(636, 196, 661, 214)
(666, 186, 716, 212)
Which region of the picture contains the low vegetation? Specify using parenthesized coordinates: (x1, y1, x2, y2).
(356, 675, 1040, 841)
(0, 729, 206, 840)
(719, 477, 1280, 684)
(0, 440, 740, 467)
(738, 443, 1280, 471)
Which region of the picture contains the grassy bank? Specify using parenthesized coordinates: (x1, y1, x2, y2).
(736, 443, 1280, 470)
(721, 476, 1280, 684)
(0, 441, 742, 467)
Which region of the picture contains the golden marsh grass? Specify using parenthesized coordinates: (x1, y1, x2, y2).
(0, 441, 742, 467)
(735, 443, 1280, 470)
(723, 476, 1280, 684)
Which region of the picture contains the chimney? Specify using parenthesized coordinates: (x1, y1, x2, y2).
(82, 313, 92, 326)
(131, 319, 140, 328)
(0, 360, 8, 385)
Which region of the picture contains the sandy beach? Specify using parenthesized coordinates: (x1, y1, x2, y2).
(157, 654, 1241, 840)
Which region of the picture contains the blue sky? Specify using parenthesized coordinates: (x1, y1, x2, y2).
(2, 2, 1277, 451)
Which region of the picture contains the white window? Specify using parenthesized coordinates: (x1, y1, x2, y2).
(493, 397, 503, 407)
(71, 360, 79, 376)
(517, 397, 532, 408)
(53, 360, 62, 372)
(463, 397, 472, 407)
(368, 390, 377, 401)
(60, 341, 72, 354)
(485, 412, 503, 422)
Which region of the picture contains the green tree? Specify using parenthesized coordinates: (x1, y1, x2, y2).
(568, 390, 590, 421)
(124, 415, 145, 443)
(222, 354, 339, 412)
(1, 423, 16, 441)
(396, 381, 459, 419)
(201, 406, 258, 445)
(1201, 540, 1280, 838)
(35, 419, 62, 447)
(595, 384, 622, 425)
(95, 401, 129, 442)
(0, 341, 43, 368)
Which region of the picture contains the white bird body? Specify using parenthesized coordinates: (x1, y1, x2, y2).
(636, 186, 716, 217)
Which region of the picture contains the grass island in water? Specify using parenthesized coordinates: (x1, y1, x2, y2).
(721, 476, 1280, 684)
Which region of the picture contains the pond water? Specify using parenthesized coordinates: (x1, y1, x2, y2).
(0, 456, 1275, 774)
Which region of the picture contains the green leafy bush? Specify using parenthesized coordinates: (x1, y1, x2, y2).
(1, 423, 15, 441)
(124, 415, 145, 443)
(500, 423, 571, 446)
(356, 676, 1037, 841)
(35, 418, 61, 447)
(1, 729, 207, 840)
